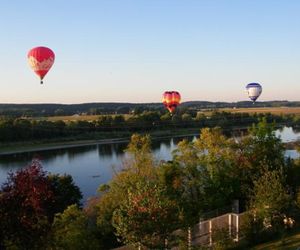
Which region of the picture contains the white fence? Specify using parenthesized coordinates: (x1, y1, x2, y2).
(191, 212, 244, 246)
(114, 211, 247, 249)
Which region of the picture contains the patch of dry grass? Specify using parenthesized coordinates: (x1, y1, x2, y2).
(220, 107, 300, 115)
(30, 114, 132, 123)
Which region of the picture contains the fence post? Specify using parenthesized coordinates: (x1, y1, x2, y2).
(236, 214, 239, 242)
(199, 217, 203, 235)
(209, 220, 212, 246)
(165, 238, 168, 250)
(229, 213, 232, 238)
(188, 226, 192, 250)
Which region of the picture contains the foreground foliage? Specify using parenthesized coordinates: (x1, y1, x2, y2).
(0, 160, 82, 249)
(51, 204, 101, 249)
(2, 118, 300, 249)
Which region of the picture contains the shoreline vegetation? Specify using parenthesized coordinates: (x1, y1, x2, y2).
(1, 126, 300, 156)
(0, 129, 200, 156)
(1, 108, 300, 155)
(1, 118, 300, 249)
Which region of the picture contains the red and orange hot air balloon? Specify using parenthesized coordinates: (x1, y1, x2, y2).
(162, 91, 181, 113)
(27, 46, 55, 84)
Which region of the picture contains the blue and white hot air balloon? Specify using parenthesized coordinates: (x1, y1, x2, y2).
(246, 83, 262, 103)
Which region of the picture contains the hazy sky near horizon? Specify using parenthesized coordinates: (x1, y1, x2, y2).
(0, 0, 300, 104)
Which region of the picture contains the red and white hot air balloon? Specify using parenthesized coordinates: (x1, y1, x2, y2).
(162, 91, 181, 113)
(27, 46, 55, 84)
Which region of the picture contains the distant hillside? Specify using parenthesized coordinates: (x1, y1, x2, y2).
(0, 101, 299, 117)
(181, 100, 300, 108)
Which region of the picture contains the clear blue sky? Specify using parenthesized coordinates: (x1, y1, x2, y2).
(0, 0, 299, 103)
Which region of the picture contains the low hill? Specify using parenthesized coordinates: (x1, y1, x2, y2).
(0, 100, 300, 117)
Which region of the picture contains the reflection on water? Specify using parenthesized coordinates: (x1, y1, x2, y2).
(285, 150, 300, 159)
(0, 135, 195, 202)
(275, 127, 300, 142)
(0, 127, 299, 202)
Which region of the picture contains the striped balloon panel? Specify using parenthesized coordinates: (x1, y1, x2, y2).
(162, 91, 181, 112)
(246, 83, 262, 102)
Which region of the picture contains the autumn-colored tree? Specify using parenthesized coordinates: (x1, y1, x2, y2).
(0, 160, 53, 249)
(0, 160, 84, 249)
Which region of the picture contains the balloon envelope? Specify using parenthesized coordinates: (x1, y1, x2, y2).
(162, 91, 181, 113)
(28, 46, 55, 84)
(246, 83, 262, 102)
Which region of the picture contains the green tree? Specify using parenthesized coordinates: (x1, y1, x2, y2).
(112, 178, 179, 248)
(181, 113, 192, 122)
(96, 115, 113, 128)
(171, 114, 181, 123)
(0, 118, 14, 142)
(13, 118, 32, 140)
(132, 106, 144, 115)
(171, 139, 207, 225)
(51, 205, 101, 250)
(160, 112, 171, 122)
(54, 108, 65, 116)
(244, 118, 285, 174)
(251, 170, 292, 222)
(172, 128, 239, 218)
(96, 134, 157, 248)
(125, 134, 154, 171)
(248, 170, 292, 237)
(195, 127, 234, 179)
(53, 120, 66, 136)
(195, 112, 206, 121)
(47, 174, 82, 219)
(234, 118, 286, 206)
(197, 128, 240, 209)
(112, 115, 125, 127)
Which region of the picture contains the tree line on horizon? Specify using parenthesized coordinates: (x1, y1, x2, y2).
(1, 119, 300, 249)
(0, 100, 300, 117)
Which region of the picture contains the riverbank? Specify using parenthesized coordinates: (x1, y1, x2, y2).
(0, 128, 203, 156)
(1, 125, 297, 156)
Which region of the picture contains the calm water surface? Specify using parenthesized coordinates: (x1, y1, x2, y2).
(0, 127, 299, 202)
(0, 137, 183, 202)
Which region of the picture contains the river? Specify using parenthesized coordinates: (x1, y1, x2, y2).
(0, 126, 299, 202)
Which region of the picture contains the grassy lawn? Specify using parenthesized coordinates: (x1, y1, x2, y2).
(252, 231, 300, 250)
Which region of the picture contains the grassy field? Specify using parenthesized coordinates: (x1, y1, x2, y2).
(27, 107, 300, 123)
(220, 107, 300, 115)
(31, 114, 132, 122)
(252, 231, 300, 250)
